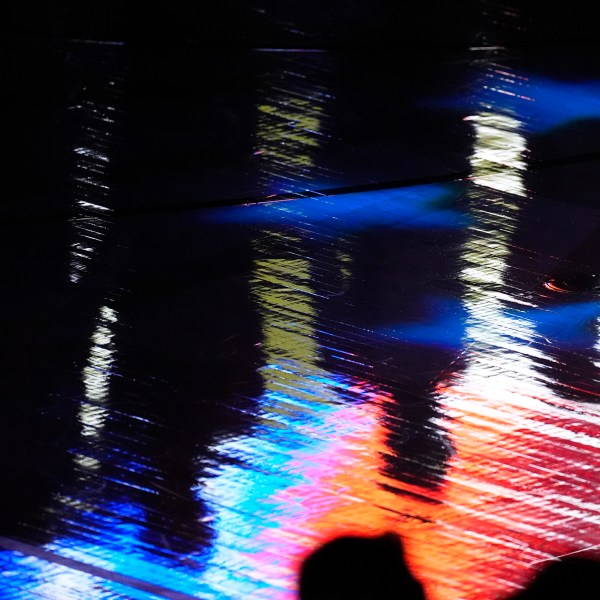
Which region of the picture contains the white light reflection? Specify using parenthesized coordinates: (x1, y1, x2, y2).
(83, 305, 117, 404)
(459, 96, 538, 367)
(77, 304, 118, 471)
(429, 59, 600, 597)
(457, 74, 600, 410)
(465, 113, 527, 197)
(68, 158, 114, 284)
(67, 65, 123, 474)
(68, 89, 120, 284)
(595, 319, 600, 370)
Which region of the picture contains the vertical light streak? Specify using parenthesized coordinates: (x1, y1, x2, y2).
(68, 85, 120, 284)
(421, 61, 600, 599)
(67, 55, 123, 470)
(254, 58, 332, 194)
(194, 57, 371, 596)
(79, 304, 118, 446)
(459, 109, 535, 363)
(196, 233, 348, 599)
(198, 69, 362, 589)
(439, 63, 558, 595)
(594, 320, 600, 374)
(465, 112, 526, 196)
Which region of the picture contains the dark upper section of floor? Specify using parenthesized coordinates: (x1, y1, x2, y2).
(4, 0, 600, 226)
(7, 1, 600, 48)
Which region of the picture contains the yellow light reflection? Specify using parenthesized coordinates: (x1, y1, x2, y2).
(252, 234, 342, 415)
(255, 65, 329, 192)
(257, 98, 323, 171)
(199, 228, 357, 597)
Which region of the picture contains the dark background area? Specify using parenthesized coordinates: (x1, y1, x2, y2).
(6, 1, 600, 49)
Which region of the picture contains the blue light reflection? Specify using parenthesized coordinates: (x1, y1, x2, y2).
(510, 301, 600, 349)
(204, 184, 467, 231)
(0, 547, 175, 600)
(376, 297, 468, 349)
(374, 298, 600, 352)
(0, 499, 213, 599)
(195, 378, 367, 599)
(431, 74, 600, 133)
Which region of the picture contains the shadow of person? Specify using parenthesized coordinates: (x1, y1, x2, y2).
(298, 532, 426, 600)
(511, 557, 600, 600)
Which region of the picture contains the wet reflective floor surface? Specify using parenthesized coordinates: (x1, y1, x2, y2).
(2, 3, 600, 599)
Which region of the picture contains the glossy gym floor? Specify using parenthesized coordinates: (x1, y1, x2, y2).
(1, 2, 599, 598)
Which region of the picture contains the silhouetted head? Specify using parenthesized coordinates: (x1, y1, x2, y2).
(298, 532, 426, 600)
(514, 557, 600, 599)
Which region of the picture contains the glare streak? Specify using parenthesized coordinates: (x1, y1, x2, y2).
(80, 305, 118, 438)
(68, 73, 120, 284)
(466, 113, 527, 196)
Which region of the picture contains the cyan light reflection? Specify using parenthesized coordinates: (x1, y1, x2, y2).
(0, 549, 127, 600)
(195, 232, 385, 599)
(204, 184, 465, 232)
(197, 390, 401, 600)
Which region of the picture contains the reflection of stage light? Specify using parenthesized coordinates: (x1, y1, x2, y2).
(436, 73, 600, 134)
(79, 304, 118, 444)
(195, 232, 373, 598)
(465, 112, 526, 197)
(254, 57, 332, 196)
(544, 272, 600, 294)
(429, 54, 600, 599)
(68, 115, 117, 284)
(205, 183, 464, 232)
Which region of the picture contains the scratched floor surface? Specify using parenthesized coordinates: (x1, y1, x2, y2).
(2, 2, 600, 599)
